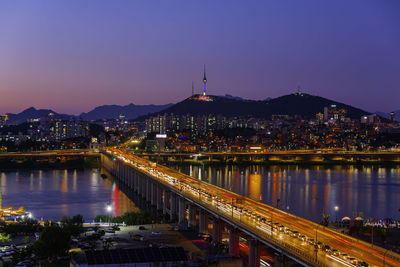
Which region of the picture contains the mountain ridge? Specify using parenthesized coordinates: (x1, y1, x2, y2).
(6, 107, 75, 124)
(3, 93, 386, 124)
(79, 103, 173, 121)
(137, 93, 373, 120)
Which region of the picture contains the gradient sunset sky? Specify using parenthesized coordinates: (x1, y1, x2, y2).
(0, 1, 399, 114)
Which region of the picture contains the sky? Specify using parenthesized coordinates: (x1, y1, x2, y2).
(0, 1, 399, 115)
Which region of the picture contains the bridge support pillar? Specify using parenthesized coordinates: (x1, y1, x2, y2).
(146, 179, 151, 202)
(162, 190, 168, 215)
(156, 185, 163, 211)
(139, 175, 144, 197)
(199, 210, 208, 234)
(150, 182, 154, 205)
(188, 204, 197, 229)
(178, 198, 186, 225)
(229, 228, 240, 257)
(212, 218, 224, 243)
(142, 175, 146, 198)
(133, 173, 137, 192)
(248, 239, 261, 267)
(273, 252, 283, 267)
(136, 173, 140, 193)
(170, 194, 177, 221)
(135, 172, 139, 191)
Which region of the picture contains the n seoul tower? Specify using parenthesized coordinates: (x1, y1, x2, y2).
(202, 64, 207, 96)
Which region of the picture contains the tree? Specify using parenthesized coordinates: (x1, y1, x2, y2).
(33, 226, 70, 259)
(94, 211, 153, 226)
(0, 232, 11, 244)
(322, 213, 330, 226)
(60, 214, 85, 237)
(378, 227, 390, 244)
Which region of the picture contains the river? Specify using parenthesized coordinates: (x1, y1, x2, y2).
(0, 168, 137, 221)
(1, 165, 399, 223)
(171, 164, 400, 223)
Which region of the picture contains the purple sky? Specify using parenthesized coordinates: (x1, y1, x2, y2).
(0, 1, 399, 115)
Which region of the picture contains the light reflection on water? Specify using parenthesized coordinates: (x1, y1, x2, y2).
(175, 165, 400, 223)
(0, 169, 137, 221)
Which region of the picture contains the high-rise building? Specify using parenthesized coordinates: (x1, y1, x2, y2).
(323, 105, 347, 121)
(390, 112, 396, 122)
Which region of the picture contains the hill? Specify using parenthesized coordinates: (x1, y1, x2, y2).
(141, 93, 371, 120)
(376, 110, 400, 121)
(6, 107, 74, 124)
(80, 103, 173, 121)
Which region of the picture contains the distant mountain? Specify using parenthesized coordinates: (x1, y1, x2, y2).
(376, 110, 400, 120)
(80, 103, 173, 121)
(6, 107, 74, 124)
(141, 93, 372, 120)
(376, 112, 390, 119)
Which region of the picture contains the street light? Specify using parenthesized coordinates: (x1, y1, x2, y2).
(334, 206, 339, 226)
(106, 203, 112, 226)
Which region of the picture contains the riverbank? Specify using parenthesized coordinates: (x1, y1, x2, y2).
(153, 158, 400, 167)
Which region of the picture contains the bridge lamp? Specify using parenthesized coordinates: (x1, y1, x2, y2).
(334, 206, 339, 225)
(106, 204, 112, 212)
(106, 204, 113, 226)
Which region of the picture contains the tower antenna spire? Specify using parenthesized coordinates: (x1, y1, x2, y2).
(202, 64, 207, 96)
(192, 80, 194, 97)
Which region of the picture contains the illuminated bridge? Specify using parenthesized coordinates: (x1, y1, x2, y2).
(0, 149, 99, 157)
(140, 150, 400, 164)
(102, 148, 400, 267)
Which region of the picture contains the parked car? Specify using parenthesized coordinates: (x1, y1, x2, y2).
(132, 234, 143, 241)
(105, 228, 115, 233)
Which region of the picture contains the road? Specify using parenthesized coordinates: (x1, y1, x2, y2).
(0, 149, 99, 157)
(107, 148, 400, 267)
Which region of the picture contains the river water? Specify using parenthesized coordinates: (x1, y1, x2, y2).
(1, 165, 399, 223)
(172, 164, 400, 223)
(0, 168, 138, 221)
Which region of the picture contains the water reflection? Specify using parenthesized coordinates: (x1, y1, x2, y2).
(0, 169, 137, 221)
(175, 164, 400, 223)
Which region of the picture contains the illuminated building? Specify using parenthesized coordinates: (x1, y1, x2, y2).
(323, 105, 347, 121)
(40, 114, 90, 141)
(390, 112, 396, 122)
(316, 112, 324, 122)
(361, 114, 378, 124)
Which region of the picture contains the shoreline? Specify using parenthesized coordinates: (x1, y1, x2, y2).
(156, 159, 400, 167)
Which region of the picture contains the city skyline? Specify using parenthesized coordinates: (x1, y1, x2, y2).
(1, 1, 399, 114)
